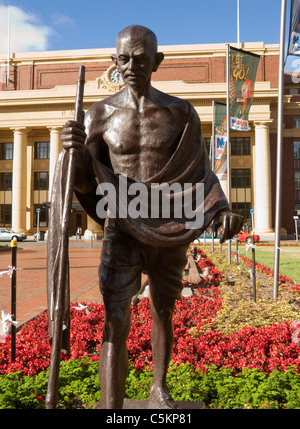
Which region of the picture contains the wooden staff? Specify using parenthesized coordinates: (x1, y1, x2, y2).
(45, 65, 85, 409)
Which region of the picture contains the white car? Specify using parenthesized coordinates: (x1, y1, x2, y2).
(0, 228, 27, 242)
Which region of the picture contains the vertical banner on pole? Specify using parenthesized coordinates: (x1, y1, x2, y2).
(214, 102, 228, 186)
(288, 0, 300, 55)
(229, 47, 260, 131)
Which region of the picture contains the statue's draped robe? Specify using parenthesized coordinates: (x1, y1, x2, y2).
(47, 105, 229, 351)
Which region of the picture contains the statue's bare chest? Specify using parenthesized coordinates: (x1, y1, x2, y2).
(103, 107, 183, 155)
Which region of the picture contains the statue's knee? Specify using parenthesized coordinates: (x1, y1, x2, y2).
(104, 299, 131, 335)
(154, 306, 173, 324)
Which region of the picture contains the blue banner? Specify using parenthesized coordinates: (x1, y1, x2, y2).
(214, 102, 227, 182)
(288, 0, 300, 55)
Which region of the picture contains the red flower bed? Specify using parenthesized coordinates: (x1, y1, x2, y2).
(173, 322, 300, 374)
(1, 250, 300, 376)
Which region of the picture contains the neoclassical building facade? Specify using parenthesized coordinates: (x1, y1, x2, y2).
(0, 41, 299, 239)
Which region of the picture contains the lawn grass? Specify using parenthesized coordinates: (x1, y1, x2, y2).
(237, 243, 300, 283)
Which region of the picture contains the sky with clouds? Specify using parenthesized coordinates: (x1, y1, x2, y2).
(0, 0, 291, 55)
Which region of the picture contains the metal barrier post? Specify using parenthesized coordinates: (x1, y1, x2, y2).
(11, 239, 17, 361)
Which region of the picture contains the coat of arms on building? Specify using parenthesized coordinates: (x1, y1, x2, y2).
(97, 65, 125, 92)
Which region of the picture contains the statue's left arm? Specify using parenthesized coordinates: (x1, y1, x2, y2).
(211, 209, 244, 243)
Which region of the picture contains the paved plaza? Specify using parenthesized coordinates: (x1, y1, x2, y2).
(0, 237, 200, 330)
(0, 239, 103, 328)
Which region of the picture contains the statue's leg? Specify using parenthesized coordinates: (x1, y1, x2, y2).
(146, 245, 188, 409)
(147, 283, 179, 409)
(97, 218, 143, 408)
(99, 295, 132, 409)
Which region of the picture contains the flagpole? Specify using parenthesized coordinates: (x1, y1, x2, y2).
(237, 0, 240, 48)
(7, 5, 10, 85)
(273, 0, 287, 299)
(212, 100, 215, 172)
(226, 43, 231, 264)
(211, 101, 215, 253)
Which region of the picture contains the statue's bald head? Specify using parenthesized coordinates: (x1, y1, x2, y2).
(116, 25, 158, 54)
(112, 25, 164, 79)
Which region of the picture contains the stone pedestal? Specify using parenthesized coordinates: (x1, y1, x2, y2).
(94, 398, 205, 409)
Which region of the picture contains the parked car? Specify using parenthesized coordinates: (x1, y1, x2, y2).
(236, 231, 260, 244)
(195, 232, 221, 242)
(0, 228, 27, 242)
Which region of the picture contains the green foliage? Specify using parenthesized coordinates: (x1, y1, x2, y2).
(0, 358, 100, 409)
(204, 249, 300, 335)
(0, 370, 48, 409)
(0, 360, 300, 409)
(167, 362, 207, 402)
(125, 364, 152, 399)
(124, 363, 300, 409)
(125, 362, 205, 402)
(1, 247, 299, 409)
(197, 365, 300, 409)
(55, 358, 100, 408)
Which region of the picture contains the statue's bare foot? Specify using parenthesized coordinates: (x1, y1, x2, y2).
(148, 388, 180, 409)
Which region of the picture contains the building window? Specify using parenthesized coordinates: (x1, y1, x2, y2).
(0, 143, 13, 160)
(294, 143, 300, 204)
(230, 137, 251, 156)
(0, 172, 12, 191)
(294, 116, 300, 128)
(0, 204, 12, 226)
(295, 172, 300, 203)
(34, 141, 50, 159)
(34, 171, 49, 190)
(232, 202, 252, 224)
(295, 141, 300, 159)
(231, 169, 251, 188)
(33, 204, 48, 227)
(295, 173, 300, 190)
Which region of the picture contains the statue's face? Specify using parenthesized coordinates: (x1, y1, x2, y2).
(115, 33, 158, 89)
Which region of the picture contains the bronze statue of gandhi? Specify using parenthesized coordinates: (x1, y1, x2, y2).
(59, 24, 243, 409)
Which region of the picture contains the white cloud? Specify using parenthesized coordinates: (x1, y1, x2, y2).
(52, 13, 74, 28)
(0, 5, 52, 53)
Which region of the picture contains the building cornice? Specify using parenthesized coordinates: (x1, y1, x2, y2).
(0, 42, 279, 67)
(0, 80, 279, 107)
(0, 77, 281, 129)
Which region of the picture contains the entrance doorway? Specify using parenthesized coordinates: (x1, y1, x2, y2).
(70, 212, 87, 236)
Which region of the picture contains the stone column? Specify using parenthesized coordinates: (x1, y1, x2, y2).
(11, 127, 27, 232)
(48, 126, 62, 195)
(253, 122, 273, 234)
